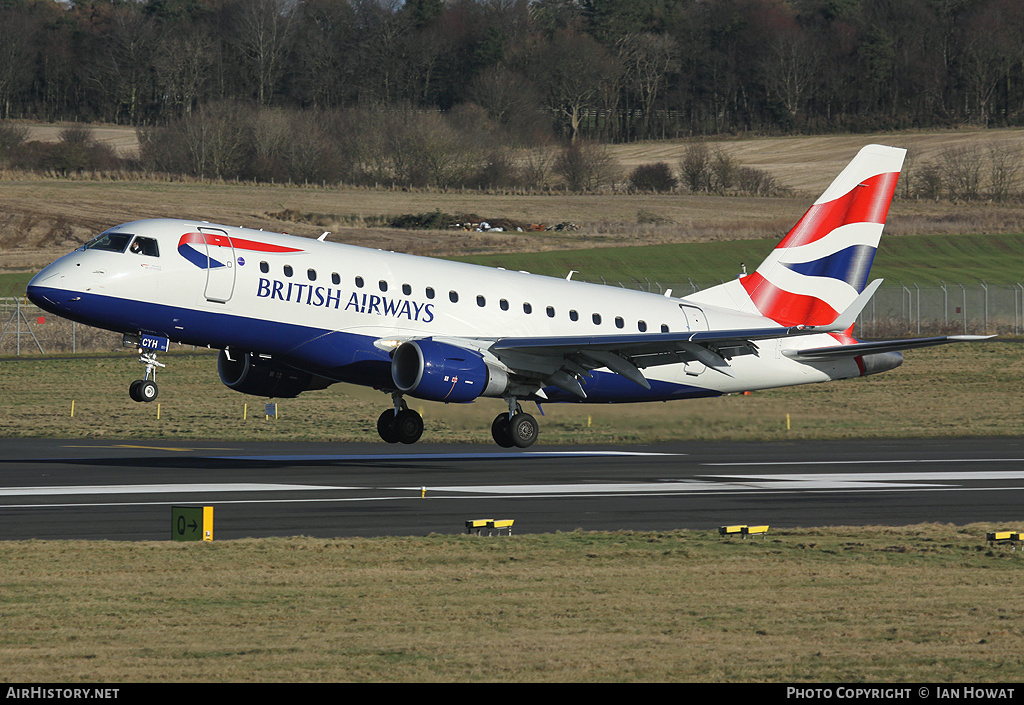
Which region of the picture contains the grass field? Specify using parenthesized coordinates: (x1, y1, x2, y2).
(2, 525, 1024, 682)
(0, 340, 1020, 444)
(456, 232, 1024, 289)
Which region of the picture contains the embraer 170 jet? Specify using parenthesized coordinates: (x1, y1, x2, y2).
(27, 145, 985, 447)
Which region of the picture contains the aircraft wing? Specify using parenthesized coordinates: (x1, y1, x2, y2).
(476, 324, 848, 397)
(468, 281, 883, 396)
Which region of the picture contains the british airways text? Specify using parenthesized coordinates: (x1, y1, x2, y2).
(256, 278, 435, 322)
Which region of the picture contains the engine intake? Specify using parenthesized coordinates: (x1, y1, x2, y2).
(218, 350, 330, 398)
(392, 339, 507, 402)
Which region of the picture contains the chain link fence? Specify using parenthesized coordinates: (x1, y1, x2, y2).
(3, 283, 1022, 356)
(0, 298, 121, 355)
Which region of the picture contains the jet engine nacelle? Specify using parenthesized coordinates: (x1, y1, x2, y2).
(217, 350, 330, 398)
(392, 339, 507, 402)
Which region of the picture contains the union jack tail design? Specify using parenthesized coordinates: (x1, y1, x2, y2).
(743, 144, 905, 330)
(695, 145, 905, 335)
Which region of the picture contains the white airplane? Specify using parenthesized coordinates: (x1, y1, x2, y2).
(27, 144, 986, 447)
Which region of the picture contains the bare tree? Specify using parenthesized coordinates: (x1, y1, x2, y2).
(940, 146, 983, 201)
(616, 33, 680, 139)
(88, 9, 156, 123)
(530, 30, 620, 142)
(987, 141, 1022, 202)
(680, 142, 711, 192)
(0, 10, 36, 119)
(229, 0, 297, 105)
(153, 25, 214, 117)
(762, 27, 818, 126)
(554, 140, 619, 191)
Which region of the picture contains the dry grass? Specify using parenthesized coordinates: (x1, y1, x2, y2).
(0, 340, 1020, 444)
(5, 128, 1024, 273)
(1, 525, 1023, 682)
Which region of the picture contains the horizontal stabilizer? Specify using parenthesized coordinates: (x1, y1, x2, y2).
(784, 335, 993, 361)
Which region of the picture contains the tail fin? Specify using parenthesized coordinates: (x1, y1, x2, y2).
(693, 144, 905, 329)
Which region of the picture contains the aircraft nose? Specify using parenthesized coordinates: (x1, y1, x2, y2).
(26, 265, 69, 313)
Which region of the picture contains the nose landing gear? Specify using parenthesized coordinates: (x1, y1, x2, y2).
(129, 350, 165, 403)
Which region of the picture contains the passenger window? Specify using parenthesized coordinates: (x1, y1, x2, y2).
(569, 310, 578, 321)
(129, 237, 159, 257)
(546, 306, 555, 318)
(379, 280, 388, 292)
(307, 269, 316, 281)
(661, 324, 669, 333)
(523, 303, 532, 314)
(638, 320, 647, 332)
(260, 261, 269, 274)
(402, 284, 412, 295)
(477, 295, 486, 307)
(283, 265, 293, 278)
(592, 313, 602, 325)
(449, 291, 459, 303)
(355, 277, 364, 288)
(615, 316, 624, 329)
(331, 273, 340, 285)
(500, 299, 509, 311)
(426, 287, 435, 299)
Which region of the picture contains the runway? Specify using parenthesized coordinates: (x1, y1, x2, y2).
(2, 437, 1024, 540)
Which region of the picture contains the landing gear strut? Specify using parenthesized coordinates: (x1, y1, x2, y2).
(129, 350, 164, 403)
(491, 399, 538, 448)
(377, 393, 423, 444)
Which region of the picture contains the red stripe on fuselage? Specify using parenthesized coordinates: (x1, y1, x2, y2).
(178, 231, 304, 253)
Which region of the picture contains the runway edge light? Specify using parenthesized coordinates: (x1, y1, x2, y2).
(172, 506, 214, 542)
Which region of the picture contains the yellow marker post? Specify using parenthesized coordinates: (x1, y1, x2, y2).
(786, 413, 791, 431)
(243, 403, 247, 420)
(70, 400, 75, 418)
(156, 403, 161, 420)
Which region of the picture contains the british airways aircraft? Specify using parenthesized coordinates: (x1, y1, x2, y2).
(27, 145, 984, 447)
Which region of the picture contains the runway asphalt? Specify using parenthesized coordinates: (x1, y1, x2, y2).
(2, 437, 1024, 540)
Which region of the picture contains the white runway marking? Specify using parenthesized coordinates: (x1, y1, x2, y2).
(0, 483, 349, 497)
(705, 459, 1024, 467)
(6, 465, 1024, 507)
(218, 451, 679, 462)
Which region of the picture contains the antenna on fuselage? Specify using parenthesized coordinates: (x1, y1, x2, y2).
(318, 232, 331, 241)
(566, 270, 577, 281)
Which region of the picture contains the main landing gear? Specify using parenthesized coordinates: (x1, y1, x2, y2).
(376, 394, 538, 448)
(491, 399, 538, 448)
(129, 350, 164, 403)
(377, 392, 424, 445)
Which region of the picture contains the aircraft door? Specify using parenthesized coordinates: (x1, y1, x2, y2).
(678, 304, 708, 376)
(199, 227, 236, 303)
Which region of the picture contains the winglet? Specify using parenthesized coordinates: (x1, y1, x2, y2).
(803, 279, 882, 333)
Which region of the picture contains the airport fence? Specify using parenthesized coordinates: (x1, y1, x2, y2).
(2, 283, 1023, 355)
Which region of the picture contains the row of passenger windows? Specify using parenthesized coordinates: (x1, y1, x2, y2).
(260, 261, 672, 332)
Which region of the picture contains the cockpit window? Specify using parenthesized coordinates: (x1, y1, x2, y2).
(84, 232, 133, 253)
(129, 236, 159, 257)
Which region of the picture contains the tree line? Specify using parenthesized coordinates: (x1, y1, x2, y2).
(1, 0, 1023, 142)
